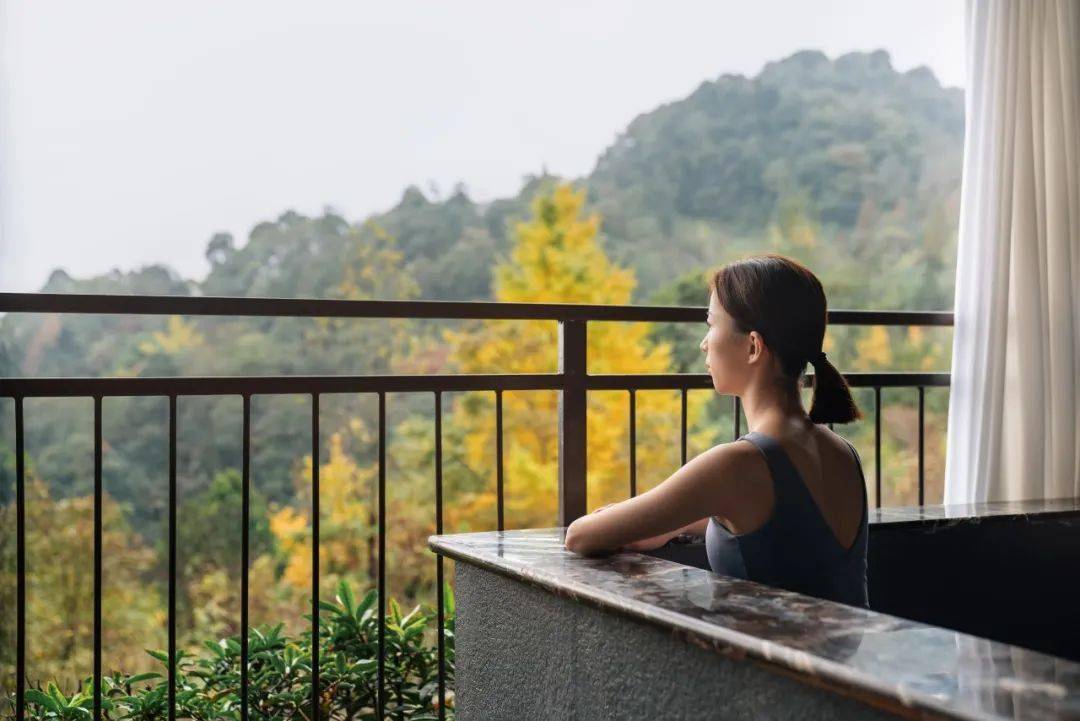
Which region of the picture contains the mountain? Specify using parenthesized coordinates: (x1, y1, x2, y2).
(12, 49, 963, 311)
(588, 49, 962, 296)
(321, 49, 962, 306)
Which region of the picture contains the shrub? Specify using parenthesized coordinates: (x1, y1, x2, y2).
(12, 579, 455, 720)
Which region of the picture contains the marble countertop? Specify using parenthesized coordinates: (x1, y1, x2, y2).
(868, 496, 1080, 527)
(429, 498, 1080, 721)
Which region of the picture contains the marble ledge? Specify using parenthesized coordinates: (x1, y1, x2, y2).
(430, 501, 1080, 721)
(867, 496, 1080, 528)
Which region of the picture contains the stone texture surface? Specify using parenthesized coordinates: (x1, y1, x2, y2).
(866, 496, 1080, 527)
(431, 500, 1080, 721)
(455, 562, 900, 721)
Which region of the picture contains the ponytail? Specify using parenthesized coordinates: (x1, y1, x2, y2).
(807, 352, 862, 424)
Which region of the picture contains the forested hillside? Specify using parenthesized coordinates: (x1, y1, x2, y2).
(312, 50, 962, 307)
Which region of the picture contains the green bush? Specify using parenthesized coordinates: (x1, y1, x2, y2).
(11, 579, 455, 720)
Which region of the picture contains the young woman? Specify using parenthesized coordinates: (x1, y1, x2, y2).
(563, 253, 869, 607)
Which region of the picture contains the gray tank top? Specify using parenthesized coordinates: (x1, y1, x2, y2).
(705, 430, 869, 608)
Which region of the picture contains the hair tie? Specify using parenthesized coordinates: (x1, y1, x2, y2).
(812, 350, 826, 364)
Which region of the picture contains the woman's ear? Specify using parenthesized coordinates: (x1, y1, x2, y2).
(747, 331, 766, 364)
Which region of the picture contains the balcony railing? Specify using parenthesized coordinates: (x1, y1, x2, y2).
(0, 291, 953, 721)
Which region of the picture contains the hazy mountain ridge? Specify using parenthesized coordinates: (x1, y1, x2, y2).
(368, 48, 963, 302)
(6, 48, 963, 377)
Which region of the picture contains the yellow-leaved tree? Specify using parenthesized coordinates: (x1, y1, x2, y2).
(441, 183, 712, 531)
(270, 432, 375, 593)
(269, 421, 443, 607)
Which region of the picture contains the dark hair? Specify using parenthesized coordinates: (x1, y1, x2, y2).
(710, 253, 862, 424)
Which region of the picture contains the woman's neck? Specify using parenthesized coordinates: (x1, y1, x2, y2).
(739, 379, 810, 435)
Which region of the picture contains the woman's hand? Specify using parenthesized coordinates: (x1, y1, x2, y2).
(591, 502, 618, 514)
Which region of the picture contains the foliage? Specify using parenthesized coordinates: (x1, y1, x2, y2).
(0, 212, 420, 534)
(271, 433, 377, 593)
(5, 579, 455, 720)
(0, 476, 163, 695)
(589, 50, 962, 298)
(439, 183, 714, 524)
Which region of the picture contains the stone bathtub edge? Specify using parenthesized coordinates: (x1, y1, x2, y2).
(428, 526, 1079, 721)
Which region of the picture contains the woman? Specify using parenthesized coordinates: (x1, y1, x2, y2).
(563, 253, 869, 607)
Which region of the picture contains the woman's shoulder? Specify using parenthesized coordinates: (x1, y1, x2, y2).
(695, 437, 777, 508)
(816, 426, 864, 470)
(706, 435, 774, 473)
(675, 438, 774, 503)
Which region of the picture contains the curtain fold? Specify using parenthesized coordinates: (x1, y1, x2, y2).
(945, 0, 1080, 503)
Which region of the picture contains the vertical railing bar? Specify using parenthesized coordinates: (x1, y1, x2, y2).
(434, 392, 446, 721)
(918, 386, 925, 506)
(168, 395, 177, 721)
(733, 396, 741, 439)
(15, 397, 25, 721)
(680, 388, 687, 465)
(628, 389, 636, 497)
(311, 393, 320, 721)
(93, 396, 102, 721)
(241, 394, 250, 721)
(874, 386, 882, 509)
(377, 391, 386, 720)
(495, 389, 504, 532)
(557, 319, 587, 525)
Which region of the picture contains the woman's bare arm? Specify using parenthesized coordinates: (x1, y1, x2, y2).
(564, 442, 751, 555)
(621, 517, 709, 551)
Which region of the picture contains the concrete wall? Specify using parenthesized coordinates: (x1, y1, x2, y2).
(454, 562, 902, 721)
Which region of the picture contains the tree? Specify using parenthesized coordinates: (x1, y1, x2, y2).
(440, 183, 714, 530)
(0, 476, 162, 695)
(270, 432, 375, 594)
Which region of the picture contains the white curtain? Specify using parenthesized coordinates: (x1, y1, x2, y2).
(945, 0, 1080, 504)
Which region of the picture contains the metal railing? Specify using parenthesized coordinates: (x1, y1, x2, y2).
(0, 291, 953, 721)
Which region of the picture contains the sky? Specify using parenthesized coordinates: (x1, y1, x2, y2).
(0, 0, 966, 293)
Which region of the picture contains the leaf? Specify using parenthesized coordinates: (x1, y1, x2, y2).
(399, 605, 424, 628)
(356, 588, 378, 619)
(270, 654, 286, 674)
(25, 689, 60, 712)
(337, 578, 356, 614)
(444, 580, 455, 616)
(125, 672, 163, 684)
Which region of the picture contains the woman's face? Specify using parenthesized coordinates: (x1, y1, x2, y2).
(700, 289, 749, 394)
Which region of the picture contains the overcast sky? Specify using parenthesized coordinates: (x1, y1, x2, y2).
(0, 0, 965, 293)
